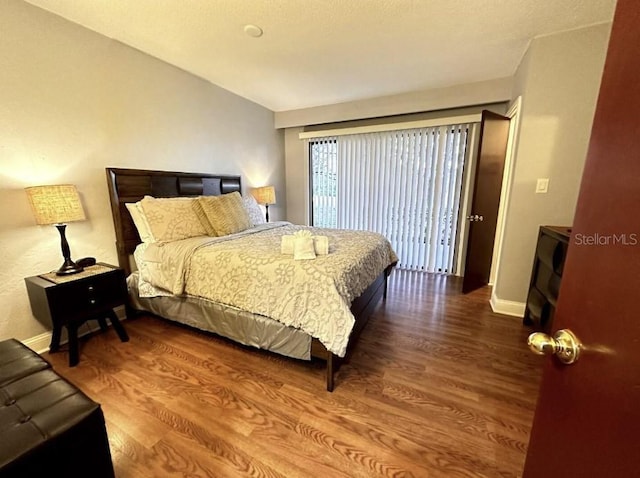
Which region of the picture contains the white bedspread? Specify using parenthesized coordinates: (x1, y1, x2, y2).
(135, 223, 397, 357)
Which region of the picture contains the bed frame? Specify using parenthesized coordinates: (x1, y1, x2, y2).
(105, 167, 392, 391)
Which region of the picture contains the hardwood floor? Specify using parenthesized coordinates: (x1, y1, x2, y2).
(45, 271, 543, 478)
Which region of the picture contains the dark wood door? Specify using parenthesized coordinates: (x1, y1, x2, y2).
(524, 0, 640, 475)
(462, 111, 510, 293)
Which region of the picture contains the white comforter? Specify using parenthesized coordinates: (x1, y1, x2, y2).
(135, 222, 397, 357)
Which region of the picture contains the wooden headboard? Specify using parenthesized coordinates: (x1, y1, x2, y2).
(105, 167, 241, 274)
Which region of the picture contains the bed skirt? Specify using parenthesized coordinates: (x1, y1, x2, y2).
(127, 273, 312, 360)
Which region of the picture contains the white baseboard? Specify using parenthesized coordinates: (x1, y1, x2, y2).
(22, 306, 127, 354)
(490, 292, 525, 317)
(23, 332, 57, 355)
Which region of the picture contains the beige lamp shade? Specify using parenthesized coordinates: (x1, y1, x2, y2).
(252, 186, 276, 205)
(25, 185, 86, 225)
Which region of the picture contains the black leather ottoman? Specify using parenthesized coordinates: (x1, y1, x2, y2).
(0, 339, 115, 478)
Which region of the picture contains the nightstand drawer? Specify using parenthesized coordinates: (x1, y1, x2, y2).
(47, 269, 127, 322)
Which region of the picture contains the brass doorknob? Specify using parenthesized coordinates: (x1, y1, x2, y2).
(527, 329, 582, 364)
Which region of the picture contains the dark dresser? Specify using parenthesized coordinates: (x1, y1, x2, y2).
(523, 226, 571, 331)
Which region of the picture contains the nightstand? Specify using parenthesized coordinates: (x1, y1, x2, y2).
(25, 262, 130, 366)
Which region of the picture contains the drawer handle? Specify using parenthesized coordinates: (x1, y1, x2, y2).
(87, 286, 94, 291)
(90, 299, 96, 305)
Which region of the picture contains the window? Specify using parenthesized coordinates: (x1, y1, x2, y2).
(309, 125, 471, 273)
(310, 138, 338, 228)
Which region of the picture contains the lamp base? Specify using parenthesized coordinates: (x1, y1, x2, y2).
(56, 259, 84, 276)
(54, 224, 84, 276)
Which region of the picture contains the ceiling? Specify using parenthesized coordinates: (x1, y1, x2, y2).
(24, 0, 616, 112)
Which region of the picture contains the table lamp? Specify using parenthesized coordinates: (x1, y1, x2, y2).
(25, 184, 87, 275)
(252, 186, 276, 222)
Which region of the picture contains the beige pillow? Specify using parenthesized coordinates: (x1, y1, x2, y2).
(139, 196, 208, 242)
(197, 192, 251, 236)
(192, 200, 216, 236)
(125, 202, 154, 243)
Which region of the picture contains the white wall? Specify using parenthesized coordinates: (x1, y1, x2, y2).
(275, 77, 512, 128)
(493, 24, 611, 307)
(0, 1, 284, 342)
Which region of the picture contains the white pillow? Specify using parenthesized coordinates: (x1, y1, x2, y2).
(242, 194, 266, 226)
(125, 202, 154, 243)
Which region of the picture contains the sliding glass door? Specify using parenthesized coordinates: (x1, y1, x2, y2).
(310, 125, 471, 273)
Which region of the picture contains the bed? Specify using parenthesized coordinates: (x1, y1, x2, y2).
(105, 167, 397, 391)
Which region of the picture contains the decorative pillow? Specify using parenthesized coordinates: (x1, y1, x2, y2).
(192, 200, 217, 236)
(242, 194, 266, 226)
(196, 192, 251, 236)
(139, 196, 208, 242)
(125, 202, 154, 243)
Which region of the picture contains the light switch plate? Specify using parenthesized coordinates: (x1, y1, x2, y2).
(536, 178, 549, 193)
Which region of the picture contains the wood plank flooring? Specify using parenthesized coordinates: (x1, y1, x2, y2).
(45, 271, 543, 478)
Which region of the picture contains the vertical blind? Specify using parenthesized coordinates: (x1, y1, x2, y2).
(310, 125, 470, 273)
